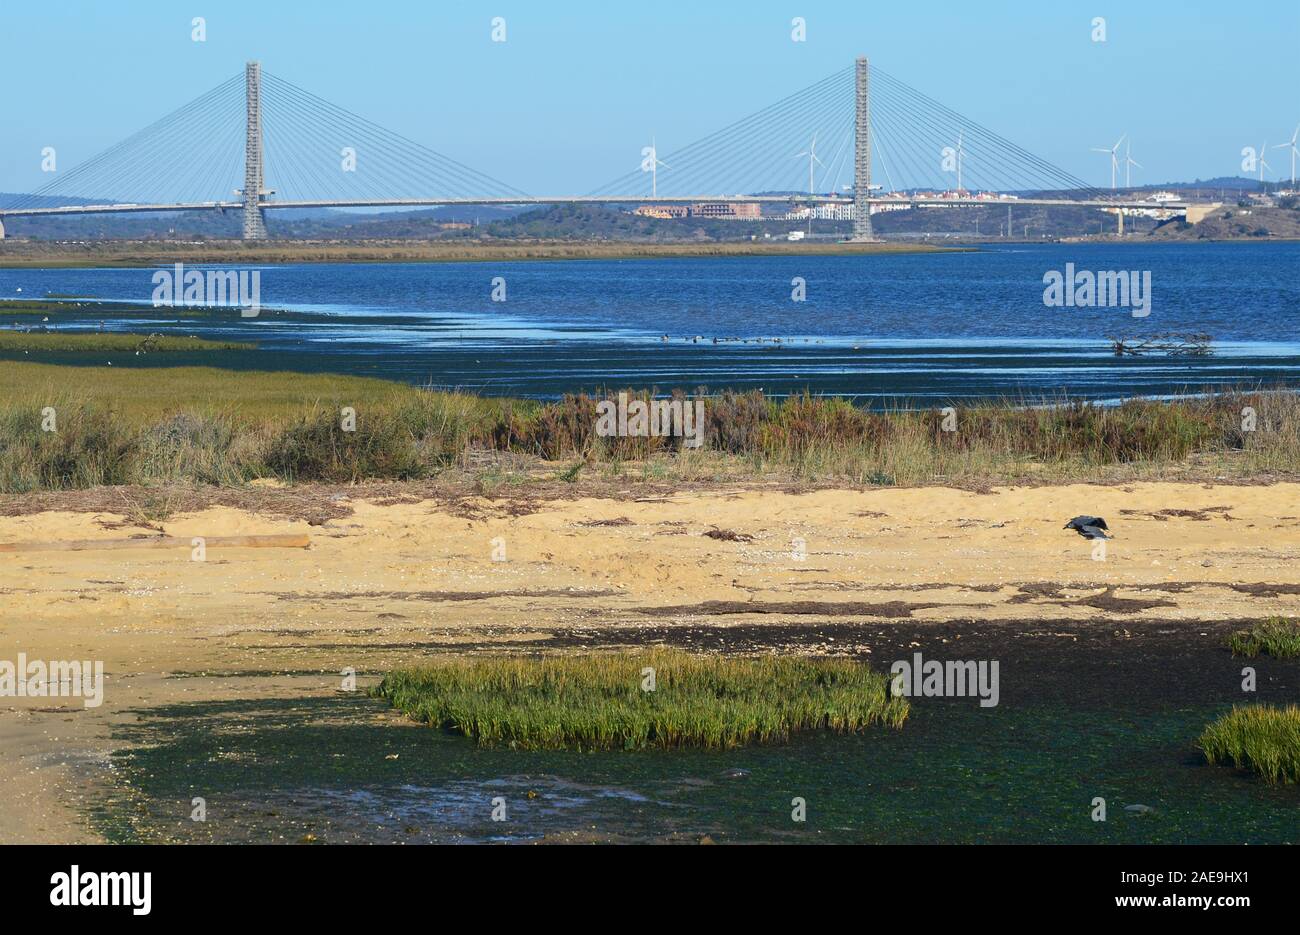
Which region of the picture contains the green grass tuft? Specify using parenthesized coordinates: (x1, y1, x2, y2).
(1198, 705, 1300, 784)
(371, 651, 908, 750)
(1227, 617, 1300, 658)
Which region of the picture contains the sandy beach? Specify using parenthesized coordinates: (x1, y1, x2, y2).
(2, 479, 1298, 842)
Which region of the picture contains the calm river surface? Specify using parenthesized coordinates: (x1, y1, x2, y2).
(3, 241, 1298, 402)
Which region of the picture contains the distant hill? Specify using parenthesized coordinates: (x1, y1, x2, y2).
(0, 192, 100, 210)
(1, 177, 1296, 242)
(1150, 202, 1300, 240)
(1145, 176, 1274, 192)
(0, 202, 529, 240)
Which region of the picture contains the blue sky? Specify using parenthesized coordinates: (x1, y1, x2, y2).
(2, 0, 1296, 195)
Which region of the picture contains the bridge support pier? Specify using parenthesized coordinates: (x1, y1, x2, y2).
(850, 56, 879, 242)
(0, 217, 5, 241)
(242, 61, 269, 240)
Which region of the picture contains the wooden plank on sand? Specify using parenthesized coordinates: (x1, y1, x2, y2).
(0, 533, 311, 553)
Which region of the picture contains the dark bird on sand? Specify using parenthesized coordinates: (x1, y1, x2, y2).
(1064, 516, 1111, 539)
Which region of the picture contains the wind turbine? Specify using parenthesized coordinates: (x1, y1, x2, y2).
(1124, 141, 1142, 189)
(795, 133, 824, 195)
(1257, 140, 1272, 183)
(645, 135, 670, 198)
(1274, 125, 1299, 186)
(1091, 133, 1126, 190)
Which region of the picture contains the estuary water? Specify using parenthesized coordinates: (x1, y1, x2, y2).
(2, 241, 1297, 402)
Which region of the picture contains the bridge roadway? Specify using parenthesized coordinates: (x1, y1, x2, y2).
(0, 194, 1191, 220)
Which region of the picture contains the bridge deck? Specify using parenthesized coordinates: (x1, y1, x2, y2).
(0, 195, 1189, 218)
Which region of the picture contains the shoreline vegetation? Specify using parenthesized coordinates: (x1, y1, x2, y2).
(1199, 706, 1300, 784)
(0, 239, 962, 268)
(372, 651, 908, 750)
(1, 362, 1298, 492)
(1, 231, 1293, 270)
(0, 332, 253, 353)
(1227, 618, 1300, 659)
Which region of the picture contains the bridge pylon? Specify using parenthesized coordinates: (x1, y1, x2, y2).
(851, 56, 879, 242)
(242, 61, 269, 240)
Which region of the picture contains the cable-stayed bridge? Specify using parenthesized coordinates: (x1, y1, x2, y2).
(0, 58, 1196, 240)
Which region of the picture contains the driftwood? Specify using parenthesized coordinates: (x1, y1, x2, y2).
(1108, 332, 1212, 357)
(0, 533, 310, 553)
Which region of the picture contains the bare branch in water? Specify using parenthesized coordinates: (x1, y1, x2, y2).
(1108, 333, 1213, 357)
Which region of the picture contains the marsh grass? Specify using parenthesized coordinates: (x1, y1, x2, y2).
(492, 388, 1297, 485)
(0, 400, 135, 489)
(0, 332, 253, 352)
(1226, 618, 1300, 659)
(263, 407, 423, 483)
(372, 651, 908, 750)
(1, 362, 1299, 491)
(1198, 705, 1300, 784)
